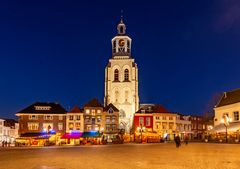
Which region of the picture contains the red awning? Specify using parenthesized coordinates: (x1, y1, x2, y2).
(61, 132, 83, 139)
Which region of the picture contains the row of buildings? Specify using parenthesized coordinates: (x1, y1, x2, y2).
(1, 88, 240, 146)
(2, 98, 210, 146)
(1, 18, 239, 146)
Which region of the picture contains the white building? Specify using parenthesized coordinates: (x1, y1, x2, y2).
(214, 89, 240, 127)
(0, 118, 19, 146)
(104, 17, 139, 133)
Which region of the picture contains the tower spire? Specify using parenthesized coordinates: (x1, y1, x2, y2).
(120, 9, 123, 23)
(117, 10, 126, 35)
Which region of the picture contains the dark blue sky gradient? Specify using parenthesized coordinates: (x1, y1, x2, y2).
(0, 0, 240, 118)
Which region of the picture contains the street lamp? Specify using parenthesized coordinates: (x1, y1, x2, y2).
(221, 115, 232, 143)
(137, 124, 145, 143)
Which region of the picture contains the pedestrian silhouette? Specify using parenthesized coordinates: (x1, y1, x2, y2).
(174, 135, 181, 148)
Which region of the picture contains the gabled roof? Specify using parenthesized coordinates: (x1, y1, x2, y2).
(104, 103, 119, 112)
(136, 104, 170, 114)
(16, 102, 67, 114)
(215, 88, 240, 107)
(84, 98, 103, 108)
(68, 106, 82, 113)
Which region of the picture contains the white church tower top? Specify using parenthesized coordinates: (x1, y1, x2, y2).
(112, 16, 132, 58)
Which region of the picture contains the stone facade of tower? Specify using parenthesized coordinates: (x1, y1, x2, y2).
(104, 18, 139, 133)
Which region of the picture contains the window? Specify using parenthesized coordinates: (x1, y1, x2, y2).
(0, 127, 2, 134)
(59, 116, 63, 120)
(106, 117, 110, 123)
(127, 40, 130, 53)
(114, 69, 119, 81)
(58, 123, 63, 130)
(139, 117, 144, 126)
(162, 122, 167, 129)
(97, 116, 101, 122)
(28, 123, 39, 131)
(75, 123, 81, 130)
(156, 116, 160, 120)
(222, 113, 229, 118)
(76, 115, 81, 120)
(87, 125, 91, 131)
(0, 121, 2, 126)
(162, 116, 166, 120)
(234, 111, 239, 121)
(69, 115, 74, 120)
(86, 109, 90, 114)
(115, 91, 119, 102)
(146, 117, 151, 126)
(169, 123, 174, 129)
(85, 116, 90, 123)
(112, 124, 117, 131)
(124, 69, 129, 81)
(69, 123, 74, 130)
(106, 124, 110, 131)
(92, 110, 96, 116)
(29, 115, 38, 120)
(125, 91, 129, 102)
(120, 26, 123, 33)
(108, 108, 114, 114)
(112, 116, 116, 123)
(169, 116, 173, 120)
(34, 106, 51, 110)
(97, 110, 101, 114)
(43, 123, 53, 131)
(44, 115, 53, 120)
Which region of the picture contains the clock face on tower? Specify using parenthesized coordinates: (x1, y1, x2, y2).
(119, 39, 125, 46)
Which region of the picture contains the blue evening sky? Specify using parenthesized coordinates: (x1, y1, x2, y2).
(0, 0, 240, 118)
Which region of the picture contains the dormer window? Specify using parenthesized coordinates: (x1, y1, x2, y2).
(108, 108, 114, 114)
(35, 106, 51, 111)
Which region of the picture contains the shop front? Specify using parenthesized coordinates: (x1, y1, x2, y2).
(61, 132, 83, 145)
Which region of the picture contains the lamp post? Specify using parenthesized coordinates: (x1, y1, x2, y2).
(221, 115, 232, 143)
(137, 124, 145, 143)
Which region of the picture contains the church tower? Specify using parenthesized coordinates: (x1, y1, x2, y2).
(104, 17, 139, 133)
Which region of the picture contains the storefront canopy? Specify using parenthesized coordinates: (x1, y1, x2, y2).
(19, 133, 50, 139)
(209, 122, 240, 133)
(82, 132, 102, 138)
(61, 132, 83, 139)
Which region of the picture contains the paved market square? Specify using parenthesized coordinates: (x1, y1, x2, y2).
(0, 143, 239, 169)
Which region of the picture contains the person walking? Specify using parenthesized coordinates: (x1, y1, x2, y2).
(184, 134, 189, 145)
(174, 134, 181, 148)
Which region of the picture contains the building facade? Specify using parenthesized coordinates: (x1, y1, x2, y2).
(66, 106, 84, 133)
(0, 119, 19, 146)
(102, 103, 119, 142)
(214, 89, 240, 126)
(190, 116, 204, 140)
(104, 18, 139, 133)
(15, 102, 67, 146)
(176, 114, 192, 140)
(83, 98, 104, 132)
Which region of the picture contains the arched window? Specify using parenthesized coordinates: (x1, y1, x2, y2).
(124, 69, 129, 81)
(113, 40, 116, 53)
(120, 26, 124, 34)
(127, 40, 130, 53)
(115, 91, 119, 102)
(114, 69, 119, 81)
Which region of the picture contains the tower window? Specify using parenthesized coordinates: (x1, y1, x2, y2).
(124, 69, 129, 81)
(113, 40, 116, 53)
(120, 26, 123, 34)
(114, 69, 119, 81)
(127, 40, 130, 53)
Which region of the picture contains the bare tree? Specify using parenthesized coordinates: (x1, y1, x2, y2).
(203, 92, 223, 121)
